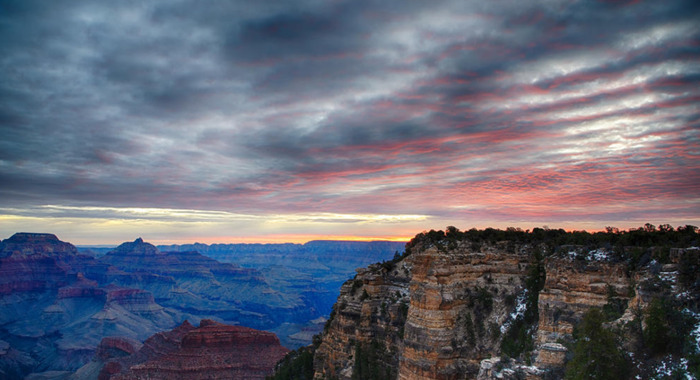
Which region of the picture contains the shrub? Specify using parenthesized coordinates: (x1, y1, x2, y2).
(602, 284, 626, 321)
(643, 297, 697, 357)
(565, 308, 629, 380)
(352, 339, 394, 380)
(267, 346, 315, 380)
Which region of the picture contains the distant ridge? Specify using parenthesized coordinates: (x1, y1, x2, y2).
(0, 232, 78, 258)
(158, 240, 405, 255)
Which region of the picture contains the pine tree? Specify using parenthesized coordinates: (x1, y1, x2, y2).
(565, 308, 628, 380)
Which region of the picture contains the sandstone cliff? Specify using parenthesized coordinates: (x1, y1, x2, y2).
(308, 227, 700, 380)
(313, 240, 535, 380)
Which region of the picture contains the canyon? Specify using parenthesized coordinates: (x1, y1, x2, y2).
(2, 226, 698, 379)
(0, 233, 401, 379)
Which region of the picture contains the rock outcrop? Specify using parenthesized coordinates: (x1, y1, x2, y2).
(310, 229, 700, 380)
(313, 242, 533, 380)
(313, 255, 413, 379)
(87, 320, 288, 380)
(535, 255, 632, 363)
(399, 245, 531, 379)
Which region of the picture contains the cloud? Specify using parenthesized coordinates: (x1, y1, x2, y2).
(0, 0, 698, 242)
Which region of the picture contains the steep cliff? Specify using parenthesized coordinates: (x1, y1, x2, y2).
(313, 256, 412, 379)
(399, 244, 533, 379)
(307, 227, 700, 380)
(313, 240, 535, 380)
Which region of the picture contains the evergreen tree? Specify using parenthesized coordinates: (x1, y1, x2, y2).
(565, 308, 628, 380)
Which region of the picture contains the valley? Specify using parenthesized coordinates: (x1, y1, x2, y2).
(0, 233, 402, 379)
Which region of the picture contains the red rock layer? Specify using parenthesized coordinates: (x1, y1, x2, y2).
(99, 320, 288, 380)
(97, 321, 195, 380)
(96, 337, 142, 361)
(182, 320, 281, 348)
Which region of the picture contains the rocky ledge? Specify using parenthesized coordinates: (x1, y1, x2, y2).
(90, 320, 288, 380)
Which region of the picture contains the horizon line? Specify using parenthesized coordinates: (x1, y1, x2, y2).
(6, 222, 697, 247)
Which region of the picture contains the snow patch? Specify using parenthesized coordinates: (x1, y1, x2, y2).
(564, 248, 611, 262)
(685, 309, 700, 353)
(589, 248, 609, 261)
(501, 289, 529, 333)
(652, 356, 695, 380)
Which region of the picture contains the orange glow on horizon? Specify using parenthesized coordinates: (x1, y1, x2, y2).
(144, 234, 412, 246)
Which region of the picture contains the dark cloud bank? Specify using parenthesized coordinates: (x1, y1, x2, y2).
(0, 0, 698, 237)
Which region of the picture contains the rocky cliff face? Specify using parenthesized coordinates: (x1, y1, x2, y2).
(0, 233, 81, 296)
(311, 231, 700, 380)
(82, 319, 288, 380)
(535, 254, 632, 357)
(399, 244, 532, 379)
(313, 256, 412, 379)
(313, 242, 534, 380)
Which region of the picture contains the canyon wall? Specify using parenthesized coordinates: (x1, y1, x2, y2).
(312, 238, 700, 380)
(314, 242, 536, 380)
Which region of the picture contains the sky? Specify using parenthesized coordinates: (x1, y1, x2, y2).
(0, 0, 699, 245)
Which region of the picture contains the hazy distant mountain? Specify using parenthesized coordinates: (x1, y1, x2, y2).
(1, 234, 404, 378)
(99, 238, 316, 330)
(0, 233, 179, 379)
(158, 240, 406, 337)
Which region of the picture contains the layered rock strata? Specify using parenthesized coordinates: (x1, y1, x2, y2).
(535, 256, 632, 368)
(90, 320, 288, 380)
(0, 233, 322, 377)
(313, 256, 412, 379)
(399, 245, 531, 379)
(314, 242, 534, 380)
(312, 241, 699, 380)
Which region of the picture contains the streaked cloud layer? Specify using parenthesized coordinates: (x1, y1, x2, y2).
(1, 0, 698, 244)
